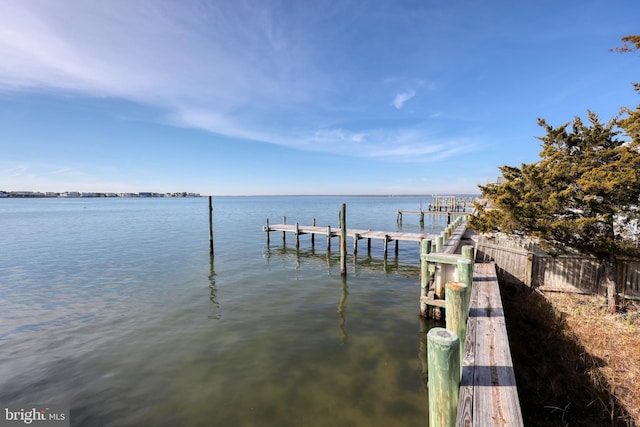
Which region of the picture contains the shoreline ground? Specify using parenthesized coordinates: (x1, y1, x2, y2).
(501, 283, 639, 426)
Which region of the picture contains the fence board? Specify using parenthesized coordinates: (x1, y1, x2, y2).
(474, 239, 640, 299)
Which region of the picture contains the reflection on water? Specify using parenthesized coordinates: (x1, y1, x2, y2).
(208, 255, 221, 320)
(338, 275, 349, 344)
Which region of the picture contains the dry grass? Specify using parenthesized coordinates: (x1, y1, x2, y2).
(544, 292, 640, 424)
(500, 281, 640, 426)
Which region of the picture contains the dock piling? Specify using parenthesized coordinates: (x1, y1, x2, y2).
(208, 196, 214, 256)
(420, 239, 433, 317)
(266, 218, 270, 245)
(427, 327, 460, 427)
(340, 203, 347, 276)
(283, 216, 287, 244)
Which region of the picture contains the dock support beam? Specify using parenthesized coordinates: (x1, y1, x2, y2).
(420, 239, 432, 317)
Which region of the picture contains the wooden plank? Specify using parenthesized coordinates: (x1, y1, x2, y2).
(420, 295, 446, 308)
(456, 262, 523, 426)
(423, 253, 461, 264)
(457, 265, 479, 426)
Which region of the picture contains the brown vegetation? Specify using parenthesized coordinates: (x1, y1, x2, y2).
(501, 281, 640, 426)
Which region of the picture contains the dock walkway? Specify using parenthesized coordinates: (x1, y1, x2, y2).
(457, 261, 523, 426)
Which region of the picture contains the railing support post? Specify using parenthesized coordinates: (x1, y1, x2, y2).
(445, 281, 468, 373)
(457, 258, 473, 311)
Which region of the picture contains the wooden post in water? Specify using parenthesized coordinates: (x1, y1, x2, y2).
(208, 196, 214, 256)
(340, 203, 347, 276)
(295, 223, 300, 249)
(420, 239, 432, 317)
(282, 216, 287, 245)
(383, 235, 389, 258)
(445, 281, 468, 374)
(427, 327, 460, 427)
(266, 218, 270, 245)
(311, 218, 316, 248)
(327, 225, 331, 251)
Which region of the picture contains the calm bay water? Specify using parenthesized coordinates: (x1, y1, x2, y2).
(0, 196, 448, 426)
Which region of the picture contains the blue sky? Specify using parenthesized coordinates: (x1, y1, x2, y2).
(0, 0, 638, 195)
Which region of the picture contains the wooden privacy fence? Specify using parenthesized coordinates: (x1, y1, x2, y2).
(475, 239, 640, 300)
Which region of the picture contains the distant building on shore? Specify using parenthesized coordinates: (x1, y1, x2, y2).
(0, 191, 201, 198)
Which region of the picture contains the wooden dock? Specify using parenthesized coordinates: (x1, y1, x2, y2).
(396, 195, 475, 224)
(260, 206, 523, 425)
(263, 220, 434, 257)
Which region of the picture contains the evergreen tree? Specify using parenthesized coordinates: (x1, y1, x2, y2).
(613, 35, 640, 144)
(472, 113, 640, 313)
(472, 35, 640, 313)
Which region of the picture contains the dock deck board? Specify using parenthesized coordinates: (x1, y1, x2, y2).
(457, 262, 523, 426)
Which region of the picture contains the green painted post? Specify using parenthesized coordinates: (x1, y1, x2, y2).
(445, 281, 468, 373)
(427, 327, 460, 427)
(435, 235, 444, 252)
(462, 245, 475, 271)
(340, 203, 347, 276)
(457, 258, 473, 312)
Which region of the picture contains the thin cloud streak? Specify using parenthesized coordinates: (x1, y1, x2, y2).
(0, 0, 476, 163)
(391, 90, 416, 109)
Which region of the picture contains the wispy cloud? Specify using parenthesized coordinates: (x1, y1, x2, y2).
(391, 90, 416, 109)
(0, 0, 474, 163)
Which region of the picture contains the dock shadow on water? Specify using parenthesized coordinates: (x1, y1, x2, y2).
(500, 281, 636, 426)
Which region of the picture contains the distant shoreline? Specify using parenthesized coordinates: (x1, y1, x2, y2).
(0, 192, 479, 199)
(0, 191, 202, 198)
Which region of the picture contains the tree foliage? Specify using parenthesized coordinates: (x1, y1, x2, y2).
(471, 111, 640, 259)
(613, 35, 640, 144)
